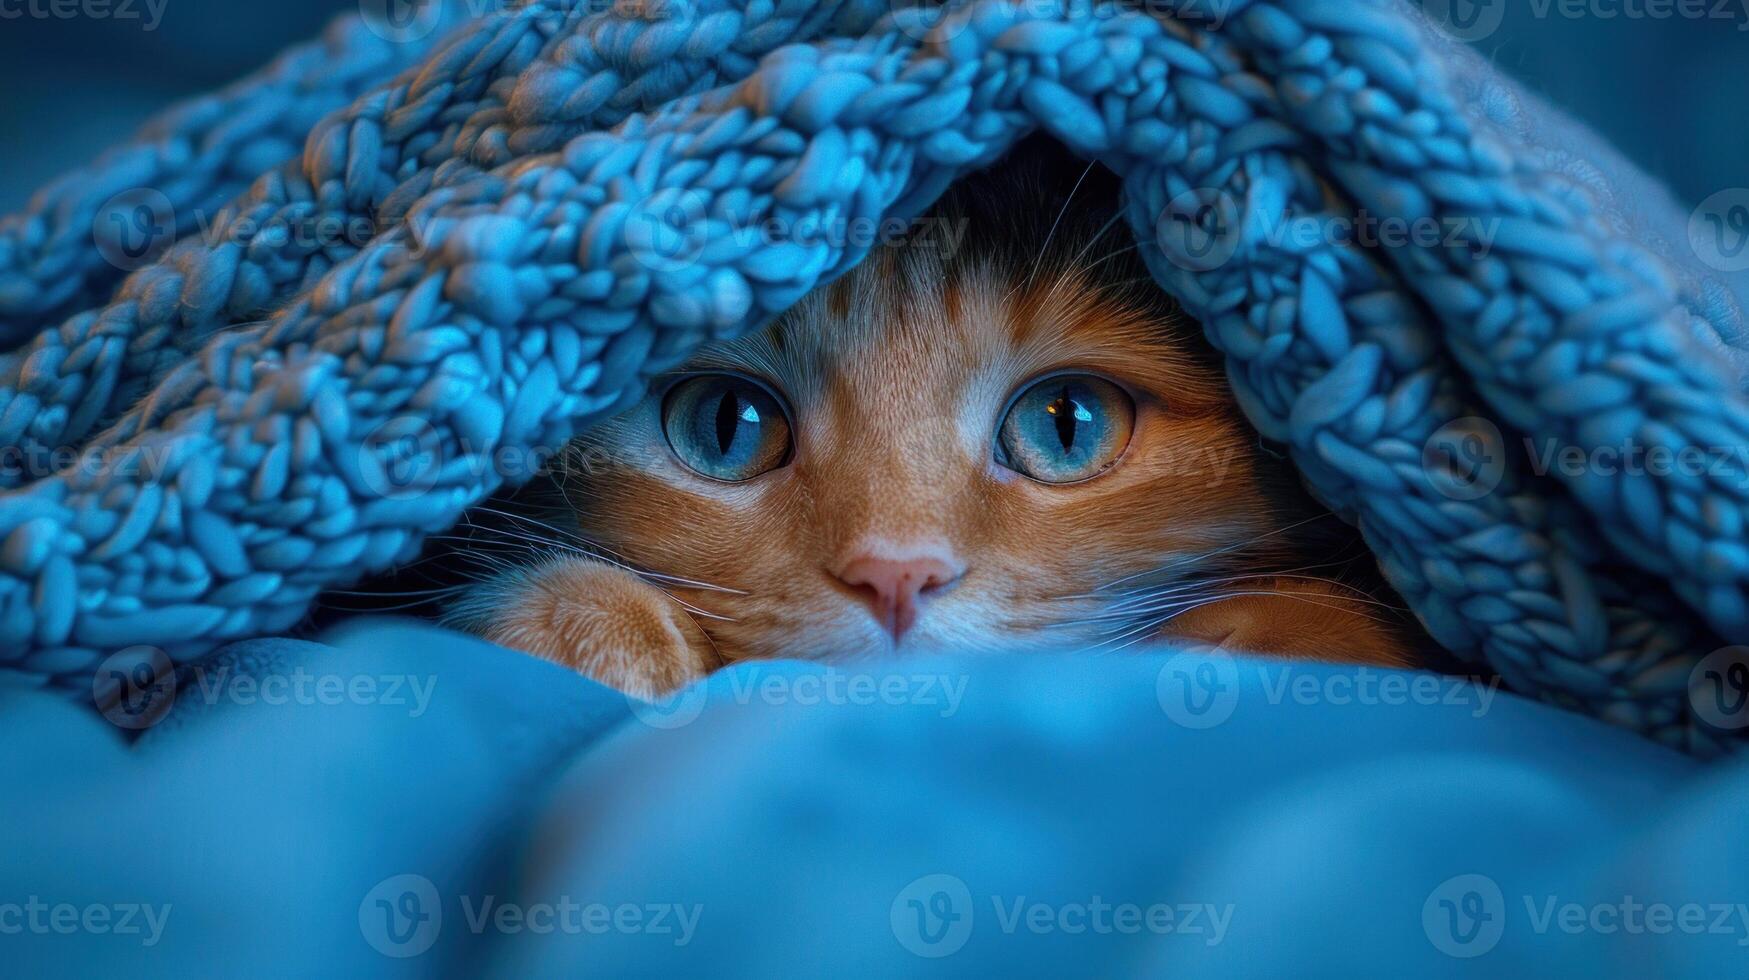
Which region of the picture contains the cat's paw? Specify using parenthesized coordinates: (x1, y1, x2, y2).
(1158, 578, 1412, 667)
(462, 558, 716, 698)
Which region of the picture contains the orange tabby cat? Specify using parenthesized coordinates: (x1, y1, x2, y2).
(444, 141, 1421, 696)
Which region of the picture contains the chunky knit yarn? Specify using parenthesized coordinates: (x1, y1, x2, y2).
(1, 0, 1745, 754)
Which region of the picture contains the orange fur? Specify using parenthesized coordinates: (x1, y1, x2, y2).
(447, 143, 1419, 693)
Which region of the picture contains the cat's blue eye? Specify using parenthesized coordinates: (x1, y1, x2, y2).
(661, 374, 793, 482)
(996, 375, 1135, 484)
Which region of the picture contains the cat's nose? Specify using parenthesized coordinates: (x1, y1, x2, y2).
(834, 552, 965, 642)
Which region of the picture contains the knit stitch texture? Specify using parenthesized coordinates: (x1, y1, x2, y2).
(1, 0, 1745, 754)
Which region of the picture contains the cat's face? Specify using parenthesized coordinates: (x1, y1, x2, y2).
(447, 148, 1415, 683)
(550, 243, 1281, 664)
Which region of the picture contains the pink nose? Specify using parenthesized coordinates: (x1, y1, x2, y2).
(834, 553, 964, 642)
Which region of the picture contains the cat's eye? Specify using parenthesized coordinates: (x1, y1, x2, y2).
(661, 374, 793, 482)
(996, 374, 1135, 483)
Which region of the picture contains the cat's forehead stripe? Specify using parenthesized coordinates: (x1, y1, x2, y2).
(686, 264, 1208, 408)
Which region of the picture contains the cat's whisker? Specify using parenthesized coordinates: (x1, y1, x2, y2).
(458, 528, 594, 563)
(1078, 584, 1255, 649)
(317, 582, 472, 615)
(1079, 607, 1195, 652)
(668, 600, 736, 623)
(447, 526, 590, 558)
(475, 507, 752, 595)
(460, 514, 589, 552)
(1016, 156, 1101, 298)
(427, 534, 563, 564)
(1082, 513, 1342, 595)
(1036, 210, 1127, 312)
(653, 582, 738, 622)
(1077, 237, 1149, 276)
(1046, 582, 1229, 634)
(641, 576, 748, 596)
(453, 513, 750, 596)
(325, 585, 470, 599)
(352, 594, 471, 613)
(446, 520, 745, 628)
(1209, 589, 1401, 626)
(1083, 628, 1163, 655)
(1060, 574, 1232, 609)
(636, 575, 748, 596)
(1087, 567, 1383, 615)
(1057, 570, 1409, 645)
(662, 598, 733, 670)
(1103, 275, 1171, 292)
(455, 552, 520, 575)
(1053, 555, 1411, 649)
(1083, 587, 1402, 652)
(469, 505, 591, 544)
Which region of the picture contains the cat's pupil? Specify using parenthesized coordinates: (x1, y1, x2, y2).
(1048, 387, 1085, 452)
(714, 391, 740, 454)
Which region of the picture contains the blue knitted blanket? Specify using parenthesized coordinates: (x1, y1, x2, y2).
(2, 0, 1746, 754)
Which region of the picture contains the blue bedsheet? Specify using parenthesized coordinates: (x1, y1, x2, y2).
(5, 621, 1742, 977)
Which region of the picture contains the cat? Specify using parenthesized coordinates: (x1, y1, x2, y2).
(440, 139, 1425, 697)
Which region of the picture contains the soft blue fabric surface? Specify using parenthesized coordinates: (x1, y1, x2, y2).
(1, 0, 1747, 752)
(3, 620, 1743, 977)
